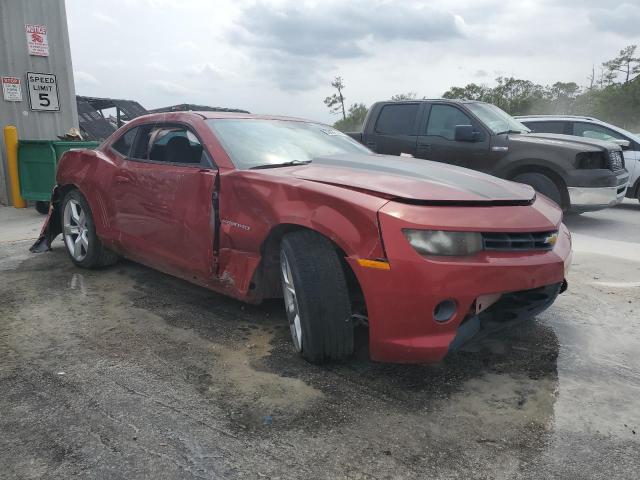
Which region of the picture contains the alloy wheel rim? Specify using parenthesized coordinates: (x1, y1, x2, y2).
(280, 251, 302, 352)
(63, 199, 89, 261)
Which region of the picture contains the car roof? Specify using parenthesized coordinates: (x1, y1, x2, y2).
(516, 115, 640, 141)
(134, 111, 316, 123)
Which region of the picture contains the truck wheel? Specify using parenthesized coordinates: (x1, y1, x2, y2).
(35, 201, 50, 215)
(513, 173, 563, 208)
(279, 230, 353, 363)
(61, 189, 119, 269)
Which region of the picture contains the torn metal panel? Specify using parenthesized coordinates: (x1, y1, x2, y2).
(30, 185, 62, 252)
(76, 95, 148, 140)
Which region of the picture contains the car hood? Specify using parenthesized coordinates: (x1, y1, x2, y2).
(511, 132, 618, 152)
(273, 153, 535, 204)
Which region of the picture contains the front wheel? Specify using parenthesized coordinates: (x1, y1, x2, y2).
(61, 189, 118, 268)
(279, 230, 353, 363)
(512, 172, 564, 209)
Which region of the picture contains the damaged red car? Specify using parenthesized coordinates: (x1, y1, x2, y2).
(32, 111, 572, 364)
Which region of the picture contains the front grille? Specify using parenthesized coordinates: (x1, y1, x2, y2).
(608, 150, 625, 171)
(482, 231, 557, 251)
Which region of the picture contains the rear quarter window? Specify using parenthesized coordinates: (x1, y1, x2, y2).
(375, 104, 419, 135)
(111, 127, 138, 156)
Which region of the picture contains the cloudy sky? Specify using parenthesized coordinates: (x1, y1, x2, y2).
(66, 0, 640, 123)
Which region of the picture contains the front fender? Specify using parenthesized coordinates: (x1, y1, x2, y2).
(213, 170, 389, 302)
(218, 171, 389, 260)
(496, 156, 570, 180)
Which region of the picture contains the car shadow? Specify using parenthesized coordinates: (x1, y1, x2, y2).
(119, 256, 560, 405)
(613, 202, 640, 211)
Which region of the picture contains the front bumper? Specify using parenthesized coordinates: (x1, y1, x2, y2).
(566, 169, 628, 213)
(448, 281, 564, 352)
(348, 198, 571, 364)
(567, 185, 626, 212)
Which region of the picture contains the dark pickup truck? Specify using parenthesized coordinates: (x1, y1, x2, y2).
(348, 100, 629, 212)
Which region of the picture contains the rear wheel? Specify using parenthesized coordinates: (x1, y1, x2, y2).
(279, 230, 353, 363)
(513, 172, 564, 208)
(61, 189, 118, 268)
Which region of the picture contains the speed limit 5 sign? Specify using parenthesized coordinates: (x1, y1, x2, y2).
(26, 72, 60, 111)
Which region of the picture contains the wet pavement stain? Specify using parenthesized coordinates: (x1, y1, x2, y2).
(0, 239, 639, 479)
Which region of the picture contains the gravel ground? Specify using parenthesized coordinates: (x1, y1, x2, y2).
(0, 202, 639, 479)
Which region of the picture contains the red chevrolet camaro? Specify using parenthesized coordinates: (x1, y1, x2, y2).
(32, 111, 572, 364)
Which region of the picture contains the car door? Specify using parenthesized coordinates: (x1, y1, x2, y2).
(416, 103, 490, 169)
(111, 123, 218, 282)
(364, 103, 421, 156)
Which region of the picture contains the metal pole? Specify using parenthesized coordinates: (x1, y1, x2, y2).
(3, 125, 26, 208)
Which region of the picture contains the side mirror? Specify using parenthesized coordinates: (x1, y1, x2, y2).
(612, 138, 630, 150)
(454, 125, 478, 142)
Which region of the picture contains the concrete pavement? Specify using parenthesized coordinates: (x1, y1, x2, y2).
(0, 201, 639, 479)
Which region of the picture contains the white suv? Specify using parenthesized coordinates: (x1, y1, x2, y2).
(516, 115, 640, 202)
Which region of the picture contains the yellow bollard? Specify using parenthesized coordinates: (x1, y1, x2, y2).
(4, 125, 26, 208)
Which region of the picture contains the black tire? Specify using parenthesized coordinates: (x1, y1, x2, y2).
(512, 172, 564, 208)
(35, 201, 50, 215)
(61, 189, 119, 269)
(280, 230, 353, 363)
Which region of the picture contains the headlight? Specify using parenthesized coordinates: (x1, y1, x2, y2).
(575, 152, 606, 169)
(403, 229, 483, 256)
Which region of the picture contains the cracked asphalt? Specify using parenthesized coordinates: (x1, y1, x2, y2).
(0, 202, 639, 479)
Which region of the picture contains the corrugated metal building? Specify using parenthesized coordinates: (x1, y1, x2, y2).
(0, 0, 78, 205)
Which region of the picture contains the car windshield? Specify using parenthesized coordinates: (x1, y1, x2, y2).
(466, 103, 531, 134)
(206, 119, 371, 169)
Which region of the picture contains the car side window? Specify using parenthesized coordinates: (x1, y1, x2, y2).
(131, 125, 208, 166)
(425, 105, 473, 140)
(573, 122, 626, 142)
(525, 121, 567, 134)
(375, 104, 419, 135)
(111, 127, 138, 156)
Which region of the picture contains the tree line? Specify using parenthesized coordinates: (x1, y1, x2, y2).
(325, 45, 640, 132)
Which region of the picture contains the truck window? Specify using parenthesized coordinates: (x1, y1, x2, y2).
(525, 121, 567, 134)
(425, 105, 472, 140)
(375, 104, 419, 135)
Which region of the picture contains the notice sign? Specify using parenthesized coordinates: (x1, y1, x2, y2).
(26, 72, 59, 111)
(2, 77, 22, 102)
(25, 24, 49, 56)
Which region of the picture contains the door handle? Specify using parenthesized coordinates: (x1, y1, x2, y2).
(416, 142, 432, 154)
(115, 175, 131, 184)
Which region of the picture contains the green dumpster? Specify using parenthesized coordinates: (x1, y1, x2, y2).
(18, 140, 99, 211)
